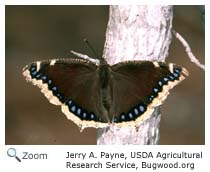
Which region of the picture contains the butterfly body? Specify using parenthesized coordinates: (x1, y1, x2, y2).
(23, 57, 189, 129)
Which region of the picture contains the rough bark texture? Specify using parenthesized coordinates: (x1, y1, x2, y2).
(97, 5, 173, 145)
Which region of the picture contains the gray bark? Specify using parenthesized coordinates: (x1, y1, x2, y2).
(97, 5, 173, 145)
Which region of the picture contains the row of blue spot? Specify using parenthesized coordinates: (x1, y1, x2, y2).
(66, 99, 98, 121)
(66, 98, 146, 123)
(29, 63, 65, 103)
(118, 103, 147, 122)
(148, 67, 181, 103)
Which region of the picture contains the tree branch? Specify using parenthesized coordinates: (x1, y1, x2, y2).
(97, 5, 173, 145)
(172, 30, 205, 70)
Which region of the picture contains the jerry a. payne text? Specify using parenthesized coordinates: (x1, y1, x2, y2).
(65, 151, 202, 170)
(66, 151, 127, 160)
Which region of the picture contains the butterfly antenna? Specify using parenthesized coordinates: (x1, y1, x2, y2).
(83, 38, 100, 60)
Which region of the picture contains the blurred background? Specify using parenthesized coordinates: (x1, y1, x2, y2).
(5, 5, 204, 145)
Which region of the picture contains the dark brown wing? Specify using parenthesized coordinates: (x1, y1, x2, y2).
(110, 61, 189, 127)
(22, 58, 109, 129)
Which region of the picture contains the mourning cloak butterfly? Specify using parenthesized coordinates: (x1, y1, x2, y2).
(22, 57, 189, 129)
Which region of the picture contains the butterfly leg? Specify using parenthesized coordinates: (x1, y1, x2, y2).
(70, 50, 100, 65)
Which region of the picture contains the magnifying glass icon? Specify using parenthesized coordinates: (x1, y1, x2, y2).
(7, 148, 21, 162)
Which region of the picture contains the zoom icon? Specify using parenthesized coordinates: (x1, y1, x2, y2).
(7, 148, 21, 162)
